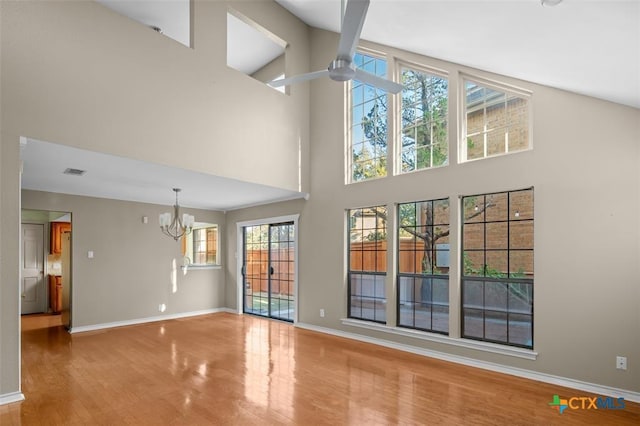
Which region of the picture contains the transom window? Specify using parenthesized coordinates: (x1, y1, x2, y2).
(399, 66, 448, 173)
(461, 188, 534, 348)
(461, 78, 530, 162)
(397, 199, 450, 334)
(348, 206, 387, 323)
(349, 52, 388, 182)
(346, 58, 534, 181)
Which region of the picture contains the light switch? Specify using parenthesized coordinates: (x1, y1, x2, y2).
(88, 251, 94, 259)
(142, 216, 148, 224)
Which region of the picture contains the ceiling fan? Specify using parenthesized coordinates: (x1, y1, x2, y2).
(268, 0, 403, 94)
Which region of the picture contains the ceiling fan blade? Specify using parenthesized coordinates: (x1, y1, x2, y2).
(268, 70, 330, 88)
(337, 0, 370, 60)
(354, 68, 403, 94)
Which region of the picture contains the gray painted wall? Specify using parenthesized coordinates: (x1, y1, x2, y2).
(1, 0, 310, 192)
(0, 137, 21, 398)
(296, 28, 640, 392)
(22, 190, 226, 327)
(1, 0, 639, 402)
(0, 0, 309, 397)
(226, 29, 640, 394)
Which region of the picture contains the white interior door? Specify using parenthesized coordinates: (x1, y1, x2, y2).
(21, 223, 45, 314)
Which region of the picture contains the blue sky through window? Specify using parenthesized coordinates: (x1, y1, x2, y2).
(350, 52, 388, 182)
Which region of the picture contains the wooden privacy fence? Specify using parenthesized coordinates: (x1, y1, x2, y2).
(351, 239, 533, 276)
(350, 240, 450, 274)
(244, 238, 531, 295)
(244, 249, 294, 295)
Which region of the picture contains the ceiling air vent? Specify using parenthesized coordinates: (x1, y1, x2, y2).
(63, 168, 86, 176)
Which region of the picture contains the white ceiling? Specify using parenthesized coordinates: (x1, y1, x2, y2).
(20, 139, 305, 211)
(96, 0, 640, 108)
(278, 0, 640, 109)
(21, 1, 638, 214)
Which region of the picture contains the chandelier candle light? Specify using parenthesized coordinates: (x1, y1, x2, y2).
(159, 188, 195, 241)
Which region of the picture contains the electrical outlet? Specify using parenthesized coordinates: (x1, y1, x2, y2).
(616, 356, 627, 370)
(320, 309, 325, 318)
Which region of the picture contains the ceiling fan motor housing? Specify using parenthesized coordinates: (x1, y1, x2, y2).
(328, 58, 357, 81)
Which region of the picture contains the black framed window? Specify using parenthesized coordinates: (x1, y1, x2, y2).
(397, 199, 449, 334)
(461, 188, 534, 348)
(348, 206, 387, 323)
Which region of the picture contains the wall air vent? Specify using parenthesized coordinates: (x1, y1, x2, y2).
(63, 168, 86, 176)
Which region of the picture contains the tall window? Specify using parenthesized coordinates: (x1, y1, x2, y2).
(397, 199, 449, 334)
(184, 224, 219, 266)
(399, 67, 448, 173)
(348, 206, 387, 323)
(349, 52, 388, 182)
(461, 189, 534, 348)
(461, 78, 530, 162)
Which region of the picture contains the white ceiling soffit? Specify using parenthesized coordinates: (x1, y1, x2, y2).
(20, 139, 306, 211)
(276, 0, 640, 109)
(227, 11, 287, 75)
(96, 0, 191, 47)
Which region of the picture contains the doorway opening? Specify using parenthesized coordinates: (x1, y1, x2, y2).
(238, 215, 298, 323)
(21, 209, 72, 330)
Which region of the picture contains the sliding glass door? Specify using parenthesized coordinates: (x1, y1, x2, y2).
(242, 222, 295, 322)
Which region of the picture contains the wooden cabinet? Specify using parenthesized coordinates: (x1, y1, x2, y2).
(50, 222, 71, 254)
(49, 275, 62, 313)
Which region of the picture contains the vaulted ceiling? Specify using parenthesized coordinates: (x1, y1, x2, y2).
(20, 1, 639, 211)
(98, 0, 640, 109)
(276, 0, 639, 109)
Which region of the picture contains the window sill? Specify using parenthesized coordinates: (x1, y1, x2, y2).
(345, 174, 387, 186)
(341, 318, 537, 360)
(395, 162, 449, 177)
(181, 264, 222, 271)
(459, 146, 533, 165)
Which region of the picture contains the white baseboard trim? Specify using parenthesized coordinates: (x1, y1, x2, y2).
(0, 391, 25, 406)
(70, 307, 235, 334)
(341, 317, 538, 360)
(295, 322, 640, 403)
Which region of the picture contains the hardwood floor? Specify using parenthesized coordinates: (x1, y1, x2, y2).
(1, 313, 638, 425)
